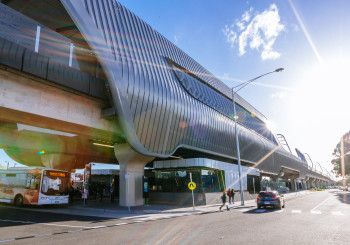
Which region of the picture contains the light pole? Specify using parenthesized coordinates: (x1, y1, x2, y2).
(304, 153, 314, 171)
(232, 68, 284, 206)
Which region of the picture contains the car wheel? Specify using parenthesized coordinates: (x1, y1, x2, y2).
(257, 205, 262, 209)
(14, 195, 24, 207)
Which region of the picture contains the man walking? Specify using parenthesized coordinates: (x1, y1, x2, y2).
(219, 190, 229, 211)
(227, 188, 233, 204)
(231, 188, 235, 204)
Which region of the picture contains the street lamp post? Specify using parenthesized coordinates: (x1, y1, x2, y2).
(232, 68, 284, 206)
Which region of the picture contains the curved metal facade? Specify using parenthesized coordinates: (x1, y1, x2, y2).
(59, 0, 329, 181)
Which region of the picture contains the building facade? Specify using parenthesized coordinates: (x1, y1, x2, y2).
(0, 0, 331, 206)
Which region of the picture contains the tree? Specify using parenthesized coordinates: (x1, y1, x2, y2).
(332, 131, 350, 177)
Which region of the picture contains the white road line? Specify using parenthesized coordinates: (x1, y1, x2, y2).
(310, 196, 333, 213)
(310, 210, 322, 214)
(114, 222, 128, 226)
(0, 239, 15, 243)
(331, 211, 344, 216)
(291, 209, 302, 214)
(0, 219, 99, 229)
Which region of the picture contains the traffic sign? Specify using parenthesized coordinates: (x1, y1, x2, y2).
(188, 181, 196, 190)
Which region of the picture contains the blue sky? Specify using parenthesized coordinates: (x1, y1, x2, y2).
(117, 0, 350, 173)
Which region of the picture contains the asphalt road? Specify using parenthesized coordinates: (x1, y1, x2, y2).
(1, 190, 350, 245)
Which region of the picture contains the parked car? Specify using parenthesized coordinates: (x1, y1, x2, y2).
(257, 191, 285, 209)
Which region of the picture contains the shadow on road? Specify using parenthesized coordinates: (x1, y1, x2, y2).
(243, 207, 282, 214)
(0, 204, 114, 228)
(232, 205, 255, 210)
(331, 190, 350, 205)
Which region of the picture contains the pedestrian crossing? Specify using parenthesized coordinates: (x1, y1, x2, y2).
(228, 204, 348, 216)
(245, 208, 346, 216)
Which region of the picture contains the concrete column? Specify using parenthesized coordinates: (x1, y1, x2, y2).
(114, 144, 153, 207)
(300, 180, 304, 190)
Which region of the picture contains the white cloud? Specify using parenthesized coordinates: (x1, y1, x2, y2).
(223, 4, 284, 60)
(223, 26, 237, 47)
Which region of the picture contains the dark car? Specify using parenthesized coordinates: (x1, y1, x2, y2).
(257, 191, 285, 209)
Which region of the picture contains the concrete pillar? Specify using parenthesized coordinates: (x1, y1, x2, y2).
(301, 180, 306, 190)
(114, 144, 153, 207)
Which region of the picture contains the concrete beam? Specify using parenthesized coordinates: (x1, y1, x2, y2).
(0, 68, 116, 134)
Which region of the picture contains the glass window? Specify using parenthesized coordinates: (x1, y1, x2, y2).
(150, 168, 225, 193)
(41, 171, 69, 196)
(172, 62, 276, 144)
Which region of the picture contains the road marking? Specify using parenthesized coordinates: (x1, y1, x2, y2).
(238, 208, 253, 212)
(291, 209, 302, 214)
(310, 196, 333, 213)
(0, 219, 98, 229)
(0, 239, 15, 243)
(115, 222, 128, 226)
(331, 211, 344, 216)
(310, 210, 322, 214)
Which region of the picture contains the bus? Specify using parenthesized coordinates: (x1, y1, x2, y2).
(0, 167, 70, 206)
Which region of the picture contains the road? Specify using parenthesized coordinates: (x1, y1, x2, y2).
(1, 190, 350, 244)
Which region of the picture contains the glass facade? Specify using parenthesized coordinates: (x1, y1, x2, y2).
(260, 176, 291, 193)
(247, 175, 261, 194)
(172, 63, 277, 144)
(147, 168, 225, 193)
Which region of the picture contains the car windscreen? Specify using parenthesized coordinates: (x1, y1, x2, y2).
(259, 192, 276, 197)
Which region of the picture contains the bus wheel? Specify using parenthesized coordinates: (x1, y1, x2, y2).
(14, 195, 24, 207)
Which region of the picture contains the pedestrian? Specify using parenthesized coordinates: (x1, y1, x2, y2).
(227, 188, 233, 204)
(219, 190, 229, 211)
(98, 182, 104, 202)
(231, 188, 235, 204)
(110, 179, 115, 203)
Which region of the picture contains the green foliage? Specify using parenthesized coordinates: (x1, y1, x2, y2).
(332, 132, 350, 176)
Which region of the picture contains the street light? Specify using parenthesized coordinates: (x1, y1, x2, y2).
(304, 153, 315, 171)
(232, 67, 284, 206)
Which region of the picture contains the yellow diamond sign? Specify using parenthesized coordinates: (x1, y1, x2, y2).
(188, 181, 196, 190)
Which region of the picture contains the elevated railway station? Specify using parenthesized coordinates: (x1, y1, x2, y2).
(0, 0, 331, 206)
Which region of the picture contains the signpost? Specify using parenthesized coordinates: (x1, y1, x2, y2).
(188, 173, 196, 211)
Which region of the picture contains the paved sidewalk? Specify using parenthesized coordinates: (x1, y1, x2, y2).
(0, 190, 313, 223)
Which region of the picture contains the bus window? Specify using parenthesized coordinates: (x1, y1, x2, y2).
(26, 175, 40, 190)
(41, 171, 69, 196)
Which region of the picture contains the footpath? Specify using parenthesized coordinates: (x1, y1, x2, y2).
(4, 190, 313, 223)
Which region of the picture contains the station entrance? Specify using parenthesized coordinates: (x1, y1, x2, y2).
(70, 163, 119, 204)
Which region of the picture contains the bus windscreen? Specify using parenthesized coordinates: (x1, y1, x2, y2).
(41, 170, 69, 196)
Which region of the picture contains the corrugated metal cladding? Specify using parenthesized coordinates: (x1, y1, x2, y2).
(60, 0, 327, 180)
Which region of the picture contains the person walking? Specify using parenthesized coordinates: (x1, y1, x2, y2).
(219, 190, 229, 211)
(231, 188, 235, 204)
(227, 188, 233, 204)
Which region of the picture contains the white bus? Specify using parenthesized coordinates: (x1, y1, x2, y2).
(0, 167, 70, 206)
